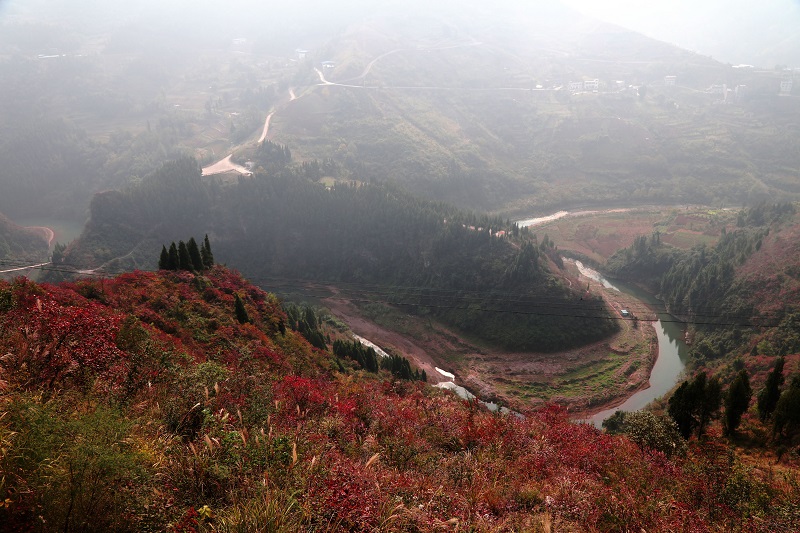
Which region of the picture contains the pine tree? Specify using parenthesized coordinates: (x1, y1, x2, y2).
(724, 369, 752, 436)
(668, 381, 695, 439)
(234, 293, 250, 324)
(697, 374, 721, 437)
(52, 242, 67, 264)
(758, 356, 785, 421)
(304, 306, 317, 328)
(158, 245, 169, 270)
(178, 240, 192, 271)
(201, 234, 214, 268)
(167, 243, 179, 271)
(187, 237, 203, 271)
(668, 372, 721, 439)
(773, 375, 800, 437)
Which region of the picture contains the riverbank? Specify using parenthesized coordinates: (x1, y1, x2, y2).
(321, 259, 661, 415)
(312, 206, 707, 417)
(24, 226, 54, 247)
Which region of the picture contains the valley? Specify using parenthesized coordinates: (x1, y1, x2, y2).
(2, 1, 800, 530)
(317, 205, 708, 416)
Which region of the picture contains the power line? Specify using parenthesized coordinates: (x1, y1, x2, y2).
(0, 257, 787, 323)
(8, 256, 773, 320)
(0, 259, 787, 328)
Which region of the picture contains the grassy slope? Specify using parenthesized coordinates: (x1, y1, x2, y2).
(537, 207, 735, 265)
(1, 267, 798, 531)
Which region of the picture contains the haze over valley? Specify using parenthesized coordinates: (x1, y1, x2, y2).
(1, 1, 800, 531)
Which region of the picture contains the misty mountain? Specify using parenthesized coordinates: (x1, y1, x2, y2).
(2, 0, 797, 220)
(565, 0, 800, 68)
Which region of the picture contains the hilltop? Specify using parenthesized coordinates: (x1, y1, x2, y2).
(1, 267, 798, 531)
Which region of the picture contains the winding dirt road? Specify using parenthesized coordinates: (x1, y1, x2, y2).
(257, 113, 274, 144)
(202, 88, 298, 175)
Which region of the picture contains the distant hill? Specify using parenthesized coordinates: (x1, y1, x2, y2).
(266, 3, 800, 213)
(2, 265, 798, 530)
(2, 0, 797, 219)
(565, 0, 800, 68)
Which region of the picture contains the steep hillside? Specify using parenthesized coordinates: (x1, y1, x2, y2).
(0, 212, 49, 265)
(268, 6, 800, 212)
(605, 203, 800, 365)
(1, 268, 798, 531)
(57, 157, 618, 353)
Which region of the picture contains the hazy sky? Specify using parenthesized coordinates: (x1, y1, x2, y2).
(562, 0, 800, 66)
(1, 0, 798, 66)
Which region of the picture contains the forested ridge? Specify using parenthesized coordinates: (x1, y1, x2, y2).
(61, 154, 617, 351)
(605, 203, 800, 362)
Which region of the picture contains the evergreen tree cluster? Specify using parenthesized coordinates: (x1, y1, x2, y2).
(757, 356, 785, 422)
(663, 360, 800, 441)
(158, 235, 214, 272)
(755, 356, 800, 438)
(607, 203, 795, 321)
(605, 203, 798, 363)
(254, 139, 293, 173)
(285, 303, 327, 350)
(332, 339, 426, 381)
(333, 339, 380, 372)
(668, 372, 722, 439)
(773, 375, 800, 438)
(724, 369, 752, 435)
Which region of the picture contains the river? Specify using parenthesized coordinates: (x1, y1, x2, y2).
(577, 264, 689, 427)
(12, 217, 85, 248)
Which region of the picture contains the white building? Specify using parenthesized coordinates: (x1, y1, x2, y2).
(583, 79, 599, 91)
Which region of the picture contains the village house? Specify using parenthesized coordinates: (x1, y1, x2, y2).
(583, 79, 599, 91)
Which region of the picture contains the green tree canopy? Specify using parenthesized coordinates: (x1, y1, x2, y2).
(724, 369, 752, 436)
(758, 356, 785, 421)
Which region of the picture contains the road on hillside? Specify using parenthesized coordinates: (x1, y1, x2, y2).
(202, 88, 298, 176)
(0, 262, 50, 274)
(201, 154, 253, 177)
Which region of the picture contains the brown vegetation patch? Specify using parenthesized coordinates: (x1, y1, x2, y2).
(737, 220, 800, 315)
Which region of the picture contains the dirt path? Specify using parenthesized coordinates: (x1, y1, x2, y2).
(201, 154, 253, 177)
(338, 40, 484, 84)
(258, 113, 274, 144)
